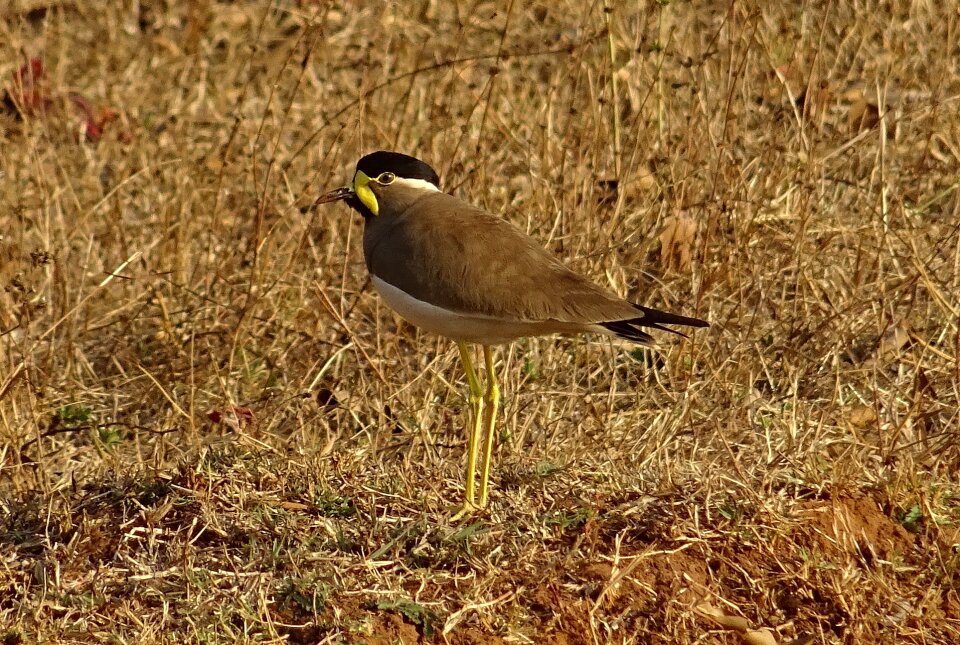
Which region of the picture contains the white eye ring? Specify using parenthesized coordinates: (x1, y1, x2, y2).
(377, 172, 396, 185)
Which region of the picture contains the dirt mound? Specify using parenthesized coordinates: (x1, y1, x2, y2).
(796, 491, 915, 562)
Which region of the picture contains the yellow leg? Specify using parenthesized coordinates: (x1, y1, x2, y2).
(452, 342, 483, 519)
(477, 345, 500, 508)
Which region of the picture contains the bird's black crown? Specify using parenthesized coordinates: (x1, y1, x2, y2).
(356, 151, 440, 188)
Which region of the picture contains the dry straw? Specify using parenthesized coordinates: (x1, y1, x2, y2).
(1, 2, 958, 643)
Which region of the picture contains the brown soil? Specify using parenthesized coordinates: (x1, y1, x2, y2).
(796, 491, 916, 562)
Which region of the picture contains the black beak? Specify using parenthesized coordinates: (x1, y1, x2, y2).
(314, 185, 354, 206)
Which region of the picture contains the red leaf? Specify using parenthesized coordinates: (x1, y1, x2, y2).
(206, 405, 256, 431)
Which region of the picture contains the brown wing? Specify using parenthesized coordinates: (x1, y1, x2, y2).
(363, 191, 639, 324)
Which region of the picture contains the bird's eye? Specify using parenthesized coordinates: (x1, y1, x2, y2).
(377, 172, 396, 185)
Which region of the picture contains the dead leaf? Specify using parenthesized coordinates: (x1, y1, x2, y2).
(5, 57, 53, 115)
(615, 58, 644, 113)
(878, 322, 911, 362)
(744, 628, 778, 645)
(784, 637, 815, 645)
(848, 97, 881, 132)
(4, 56, 121, 143)
(847, 405, 878, 428)
(278, 501, 310, 512)
(67, 93, 118, 142)
(695, 602, 751, 631)
(696, 602, 781, 643)
(842, 321, 911, 366)
(207, 405, 255, 431)
(619, 166, 658, 200)
(659, 214, 696, 273)
(714, 613, 751, 631)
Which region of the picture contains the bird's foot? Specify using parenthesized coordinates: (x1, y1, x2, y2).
(449, 500, 484, 522)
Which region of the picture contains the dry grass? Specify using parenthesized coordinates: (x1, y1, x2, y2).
(2, 1, 959, 643)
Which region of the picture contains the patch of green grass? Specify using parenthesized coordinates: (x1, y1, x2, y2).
(522, 355, 539, 380)
(57, 403, 92, 427)
(447, 520, 487, 544)
(373, 599, 436, 637)
(278, 576, 331, 615)
(718, 502, 743, 522)
(545, 506, 594, 531)
(536, 461, 562, 477)
(897, 504, 924, 533)
(314, 491, 357, 518)
(196, 446, 256, 474)
(136, 479, 173, 506)
(97, 424, 122, 450)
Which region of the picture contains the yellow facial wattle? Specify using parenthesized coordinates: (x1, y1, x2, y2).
(353, 170, 378, 216)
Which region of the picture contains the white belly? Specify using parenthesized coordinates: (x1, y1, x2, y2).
(371, 275, 553, 345)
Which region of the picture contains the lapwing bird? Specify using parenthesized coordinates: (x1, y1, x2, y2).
(316, 151, 708, 517)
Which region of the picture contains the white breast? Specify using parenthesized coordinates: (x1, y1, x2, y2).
(371, 275, 560, 345)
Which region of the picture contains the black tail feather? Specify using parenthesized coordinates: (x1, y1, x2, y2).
(600, 305, 708, 344)
(600, 320, 657, 344)
(633, 304, 709, 329)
